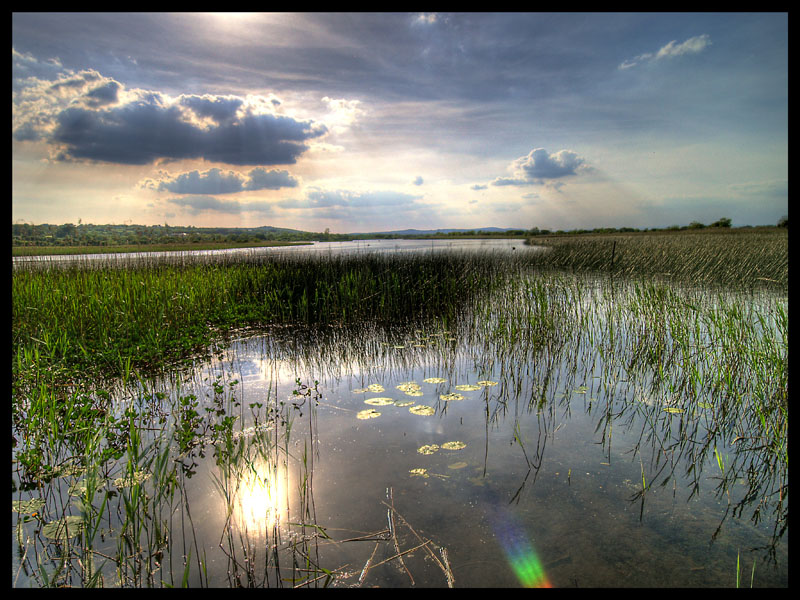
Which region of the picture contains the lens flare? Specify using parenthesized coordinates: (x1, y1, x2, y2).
(491, 508, 552, 588)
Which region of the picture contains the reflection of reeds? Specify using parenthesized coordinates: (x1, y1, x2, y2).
(12, 230, 788, 586)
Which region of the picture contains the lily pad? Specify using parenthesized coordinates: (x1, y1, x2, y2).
(396, 382, 422, 392)
(440, 393, 464, 402)
(404, 390, 424, 397)
(409, 468, 429, 478)
(417, 444, 440, 455)
(367, 384, 385, 393)
(42, 516, 84, 540)
(352, 388, 369, 394)
(448, 461, 469, 470)
(441, 441, 467, 450)
(423, 377, 447, 384)
(12, 498, 45, 514)
(662, 407, 685, 414)
(357, 409, 381, 420)
(364, 397, 396, 406)
(477, 380, 498, 386)
(409, 405, 435, 416)
(455, 384, 481, 391)
(394, 400, 415, 407)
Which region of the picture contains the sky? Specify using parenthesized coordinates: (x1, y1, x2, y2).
(12, 12, 788, 233)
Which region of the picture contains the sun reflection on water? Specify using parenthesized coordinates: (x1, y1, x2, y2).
(230, 461, 287, 536)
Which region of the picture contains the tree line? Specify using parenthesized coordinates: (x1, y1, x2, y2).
(11, 216, 786, 248)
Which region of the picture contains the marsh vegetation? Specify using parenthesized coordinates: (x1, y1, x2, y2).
(11, 228, 787, 587)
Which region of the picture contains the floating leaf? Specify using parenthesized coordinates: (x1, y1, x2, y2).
(42, 516, 84, 540)
(409, 405, 435, 416)
(367, 384, 385, 393)
(405, 390, 424, 397)
(396, 382, 421, 392)
(364, 397, 395, 406)
(394, 400, 415, 407)
(663, 407, 685, 414)
(417, 444, 440, 455)
(12, 498, 45, 514)
(441, 441, 466, 450)
(392, 345, 406, 349)
(440, 393, 464, 402)
(352, 388, 369, 394)
(448, 462, 469, 470)
(423, 377, 447, 384)
(409, 468, 429, 478)
(455, 384, 481, 391)
(698, 402, 714, 409)
(477, 380, 498, 386)
(357, 409, 381, 420)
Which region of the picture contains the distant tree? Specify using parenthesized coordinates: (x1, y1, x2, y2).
(709, 217, 732, 228)
(688, 221, 705, 229)
(55, 223, 76, 239)
(777, 215, 788, 228)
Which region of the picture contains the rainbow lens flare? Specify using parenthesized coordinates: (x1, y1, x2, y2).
(492, 509, 552, 588)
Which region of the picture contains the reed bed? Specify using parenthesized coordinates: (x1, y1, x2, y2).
(525, 228, 787, 289)
(12, 250, 519, 389)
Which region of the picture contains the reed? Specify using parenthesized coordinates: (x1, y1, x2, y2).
(525, 228, 787, 289)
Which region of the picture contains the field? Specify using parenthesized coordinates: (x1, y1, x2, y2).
(11, 227, 788, 587)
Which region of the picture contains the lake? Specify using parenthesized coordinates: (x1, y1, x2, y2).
(11, 241, 787, 587)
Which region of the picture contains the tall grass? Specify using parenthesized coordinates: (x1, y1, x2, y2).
(525, 228, 787, 289)
(12, 250, 518, 389)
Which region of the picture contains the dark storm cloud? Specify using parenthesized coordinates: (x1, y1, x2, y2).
(84, 80, 121, 107)
(50, 97, 327, 165)
(178, 94, 243, 125)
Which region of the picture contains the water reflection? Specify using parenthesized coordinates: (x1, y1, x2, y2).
(11, 272, 787, 587)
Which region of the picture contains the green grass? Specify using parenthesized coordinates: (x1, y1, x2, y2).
(525, 227, 787, 289)
(12, 251, 518, 389)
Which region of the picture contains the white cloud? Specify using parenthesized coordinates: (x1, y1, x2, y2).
(489, 148, 588, 188)
(618, 34, 711, 70)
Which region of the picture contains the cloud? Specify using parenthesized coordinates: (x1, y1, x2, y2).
(12, 62, 327, 165)
(490, 147, 588, 187)
(413, 13, 439, 26)
(412, 176, 424, 186)
(244, 167, 299, 190)
(166, 195, 275, 215)
(297, 188, 422, 209)
(618, 34, 711, 70)
(141, 167, 299, 195)
(321, 96, 364, 134)
(471, 184, 487, 190)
